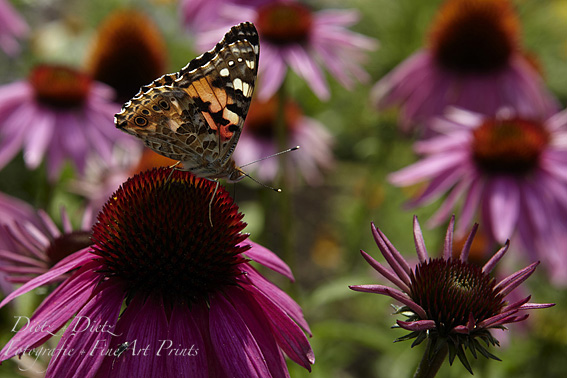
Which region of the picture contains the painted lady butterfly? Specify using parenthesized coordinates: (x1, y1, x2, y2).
(114, 22, 259, 183)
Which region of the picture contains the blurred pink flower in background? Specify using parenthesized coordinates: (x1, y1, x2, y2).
(372, 0, 558, 136)
(193, 0, 377, 100)
(0, 205, 93, 289)
(0, 0, 28, 56)
(234, 96, 334, 186)
(389, 107, 567, 284)
(0, 64, 135, 180)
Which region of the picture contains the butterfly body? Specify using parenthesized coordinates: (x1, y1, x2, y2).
(115, 22, 259, 183)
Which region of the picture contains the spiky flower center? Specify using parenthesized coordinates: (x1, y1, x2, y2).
(410, 258, 505, 335)
(472, 118, 549, 175)
(45, 231, 93, 266)
(257, 2, 313, 45)
(429, 0, 519, 73)
(91, 168, 249, 305)
(30, 65, 92, 108)
(87, 9, 166, 102)
(245, 96, 300, 139)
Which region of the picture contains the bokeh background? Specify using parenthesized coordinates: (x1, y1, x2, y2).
(0, 0, 566, 377)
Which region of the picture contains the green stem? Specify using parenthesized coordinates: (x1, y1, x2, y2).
(413, 338, 448, 378)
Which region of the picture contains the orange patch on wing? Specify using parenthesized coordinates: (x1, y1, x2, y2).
(201, 111, 218, 131)
(220, 124, 236, 141)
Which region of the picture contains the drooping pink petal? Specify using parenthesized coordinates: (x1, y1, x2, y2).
(0, 249, 96, 308)
(244, 267, 311, 335)
(45, 280, 124, 378)
(209, 293, 273, 378)
(243, 240, 294, 281)
(242, 282, 314, 372)
(228, 287, 290, 378)
(370, 224, 411, 287)
(165, 302, 208, 378)
(488, 177, 520, 243)
(0, 261, 102, 361)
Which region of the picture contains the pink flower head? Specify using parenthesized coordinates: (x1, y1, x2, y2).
(389, 107, 567, 285)
(194, 0, 377, 100)
(350, 216, 554, 373)
(0, 205, 93, 288)
(372, 0, 558, 135)
(0, 64, 136, 181)
(0, 0, 28, 56)
(0, 168, 314, 377)
(233, 96, 334, 186)
(180, 0, 270, 32)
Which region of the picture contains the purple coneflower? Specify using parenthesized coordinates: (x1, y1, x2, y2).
(0, 205, 93, 287)
(372, 0, 558, 135)
(180, 0, 270, 32)
(0, 0, 28, 56)
(87, 9, 167, 103)
(0, 168, 314, 377)
(233, 96, 333, 185)
(0, 64, 134, 180)
(350, 216, 554, 375)
(389, 107, 567, 285)
(194, 0, 377, 100)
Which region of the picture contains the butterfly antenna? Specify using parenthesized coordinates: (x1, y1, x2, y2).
(240, 146, 300, 168)
(242, 172, 282, 192)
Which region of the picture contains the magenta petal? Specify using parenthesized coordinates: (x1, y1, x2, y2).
(243, 283, 314, 371)
(0, 261, 102, 361)
(243, 240, 294, 281)
(396, 320, 436, 331)
(488, 178, 520, 243)
(371, 224, 411, 287)
(209, 293, 272, 378)
(165, 303, 208, 378)
(413, 216, 429, 263)
(109, 295, 168, 378)
(482, 241, 510, 274)
(45, 280, 124, 378)
(244, 267, 311, 335)
(359, 250, 411, 293)
(443, 215, 455, 260)
(0, 249, 95, 308)
(495, 261, 539, 297)
(228, 287, 290, 378)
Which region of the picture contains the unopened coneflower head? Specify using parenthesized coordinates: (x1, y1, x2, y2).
(389, 107, 567, 285)
(371, 0, 558, 135)
(0, 64, 135, 180)
(87, 9, 167, 103)
(350, 216, 554, 374)
(0, 168, 313, 378)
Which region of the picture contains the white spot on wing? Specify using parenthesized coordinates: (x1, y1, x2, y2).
(246, 60, 255, 70)
(228, 61, 235, 67)
(220, 68, 229, 77)
(233, 78, 243, 92)
(242, 82, 250, 96)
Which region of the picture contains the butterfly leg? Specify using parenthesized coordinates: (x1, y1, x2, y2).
(209, 180, 219, 227)
(165, 161, 182, 183)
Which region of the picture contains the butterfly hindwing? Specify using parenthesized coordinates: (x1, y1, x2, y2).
(115, 22, 259, 178)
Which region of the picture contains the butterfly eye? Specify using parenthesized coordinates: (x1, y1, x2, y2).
(134, 116, 148, 127)
(158, 100, 170, 110)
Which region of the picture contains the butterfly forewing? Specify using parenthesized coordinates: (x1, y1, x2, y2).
(114, 22, 259, 180)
